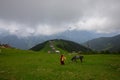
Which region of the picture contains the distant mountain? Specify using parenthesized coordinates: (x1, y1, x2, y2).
(30, 39, 91, 53)
(0, 31, 118, 49)
(84, 34, 120, 52)
(0, 35, 51, 49)
(0, 35, 27, 49)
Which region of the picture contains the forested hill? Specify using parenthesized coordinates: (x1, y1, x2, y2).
(84, 34, 120, 52)
(30, 39, 91, 53)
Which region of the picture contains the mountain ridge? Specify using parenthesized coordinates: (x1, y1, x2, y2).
(84, 34, 120, 52)
(30, 39, 91, 53)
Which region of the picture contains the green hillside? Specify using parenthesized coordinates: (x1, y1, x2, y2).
(84, 34, 120, 52)
(30, 39, 91, 53)
(0, 48, 120, 80)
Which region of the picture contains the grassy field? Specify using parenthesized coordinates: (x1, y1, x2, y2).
(0, 48, 120, 80)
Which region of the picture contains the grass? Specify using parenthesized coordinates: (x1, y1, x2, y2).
(0, 48, 120, 80)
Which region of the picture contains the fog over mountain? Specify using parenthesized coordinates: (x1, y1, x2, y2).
(0, 0, 120, 49)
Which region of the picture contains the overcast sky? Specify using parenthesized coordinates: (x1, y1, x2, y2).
(0, 0, 120, 37)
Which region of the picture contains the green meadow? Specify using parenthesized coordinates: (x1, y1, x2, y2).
(0, 48, 120, 80)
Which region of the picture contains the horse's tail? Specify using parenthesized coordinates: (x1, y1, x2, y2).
(79, 55, 84, 62)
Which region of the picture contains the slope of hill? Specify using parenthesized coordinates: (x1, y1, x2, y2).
(84, 34, 120, 52)
(30, 39, 91, 53)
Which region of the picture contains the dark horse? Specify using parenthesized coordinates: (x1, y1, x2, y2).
(71, 55, 84, 63)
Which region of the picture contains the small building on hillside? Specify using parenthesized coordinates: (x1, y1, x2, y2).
(55, 50, 60, 54)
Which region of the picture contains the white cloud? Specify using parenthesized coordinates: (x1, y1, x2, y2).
(34, 24, 67, 36)
(69, 17, 107, 31)
(69, 17, 120, 33)
(0, 20, 68, 37)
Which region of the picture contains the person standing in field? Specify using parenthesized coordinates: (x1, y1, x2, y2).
(60, 54, 66, 65)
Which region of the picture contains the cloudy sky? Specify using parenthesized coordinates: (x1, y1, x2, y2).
(0, 0, 120, 37)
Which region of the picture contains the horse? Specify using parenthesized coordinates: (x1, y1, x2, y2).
(71, 55, 84, 63)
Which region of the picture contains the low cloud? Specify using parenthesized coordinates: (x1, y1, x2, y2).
(69, 17, 120, 33)
(0, 20, 68, 37)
